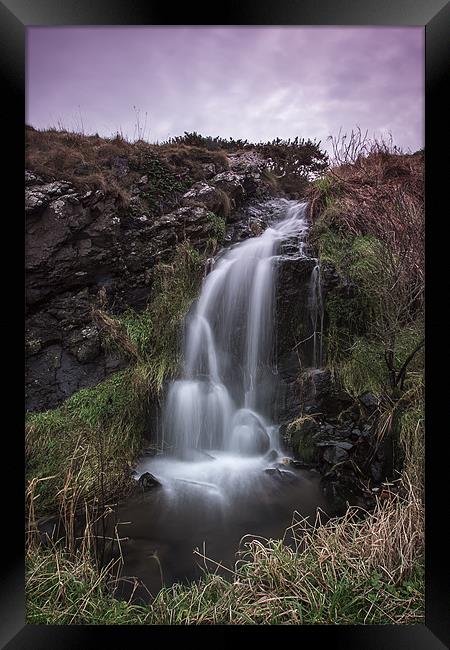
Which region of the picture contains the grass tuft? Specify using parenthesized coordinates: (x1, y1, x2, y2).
(27, 479, 424, 625)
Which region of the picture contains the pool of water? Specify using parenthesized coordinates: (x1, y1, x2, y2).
(106, 450, 333, 601)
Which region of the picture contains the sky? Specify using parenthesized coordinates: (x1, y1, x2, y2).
(26, 27, 424, 153)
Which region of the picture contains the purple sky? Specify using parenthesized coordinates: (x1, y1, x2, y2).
(26, 27, 424, 152)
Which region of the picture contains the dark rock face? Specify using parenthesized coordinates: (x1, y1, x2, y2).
(25, 299, 127, 411)
(276, 255, 317, 372)
(25, 175, 217, 411)
(264, 467, 298, 483)
(297, 369, 353, 417)
(25, 152, 279, 413)
(280, 369, 392, 506)
(273, 254, 318, 433)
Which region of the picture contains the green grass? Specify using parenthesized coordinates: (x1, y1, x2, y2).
(26, 242, 206, 518)
(311, 217, 424, 399)
(207, 211, 226, 243)
(26, 365, 148, 517)
(27, 482, 424, 625)
(26, 151, 425, 625)
(129, 150, 192, 216)
(308, 165, 425, 503)
(110, 241, 205, 392)
(26, 544, 148, 625)
(338, 324, 424, 398)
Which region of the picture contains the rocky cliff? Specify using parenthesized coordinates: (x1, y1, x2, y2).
(25, 148, 279, 411)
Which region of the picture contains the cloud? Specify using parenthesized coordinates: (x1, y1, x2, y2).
(26, 26, 424, 152)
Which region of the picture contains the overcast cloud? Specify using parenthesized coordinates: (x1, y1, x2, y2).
(26, 27, 424, 153)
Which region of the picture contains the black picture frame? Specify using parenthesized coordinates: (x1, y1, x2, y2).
(2, 0, 448, 647)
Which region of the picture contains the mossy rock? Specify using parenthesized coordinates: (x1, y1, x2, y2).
(287, 416, 319, 463)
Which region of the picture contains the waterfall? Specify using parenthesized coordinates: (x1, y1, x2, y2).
(163, 200, 320, 457)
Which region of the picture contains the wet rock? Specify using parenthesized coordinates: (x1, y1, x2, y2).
(138, 472, 162, 490)
(264, 449, 279, 463)
(26, 338, 42, 355)
(211, 171, 245, 203)
(264, 467, 282, 477)
(305, 369, 353, 417)
(181, 182, 220, 212)
(264, 467, 297, 482)
(69, 326, 101, 363)
(24, 159, 277, 413)
(275, 255, 317, 379)
(278, 468, 298, 482)
(25, 170, 43, 185)
(24, 174, 218, 410)
(178, 449, 216, 462)
(323, 445, 349, 465)
(360, 425, 371, 438)
(320, 262, 340, 291)
(238, 427, 270, 456)
(201, 163, 217, 179)
(316, 440, 354, 450)
(228, 151, 266, 174)
(359, 392, 379, 410)
(370, 461, 384, 483)
(231, 410, 271, 456)
(289, 459, 313, 469)
(25, 181, 74, 215)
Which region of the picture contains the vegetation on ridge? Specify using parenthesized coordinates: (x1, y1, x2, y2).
(25, 125, 329, 201)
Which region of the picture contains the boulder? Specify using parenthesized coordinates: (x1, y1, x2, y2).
(264, 467, 298, 482)
(181, 182, 221, 212)
(138, 472, 162, 490)
(316, 440, 354, 450)
(288, 417, 319, 463)
(210, 171, 245, 202)
(359, 392, 379, 410)
(264, 449, 279, 463)
(323, 445, 349, 465)
(297, 369, 353, 418)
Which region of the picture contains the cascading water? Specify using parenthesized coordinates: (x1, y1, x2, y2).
(163, 200, 310, 458)
(111, 199, 331, 598)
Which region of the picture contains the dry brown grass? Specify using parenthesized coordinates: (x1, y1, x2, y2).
(147, 476, 423, 625)
(157, 143, 229, 179)
(293, 475, 423, 583)
(27, 474, 424, 625)
(308, 147, 424, 388)
(25, 126, 230, 197)
(308, 150, 423, 235)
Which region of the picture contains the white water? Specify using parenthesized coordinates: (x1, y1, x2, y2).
(135, 198, 326, 510)
(162, 200, 311, 459)
(125, 200, 329, 594)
